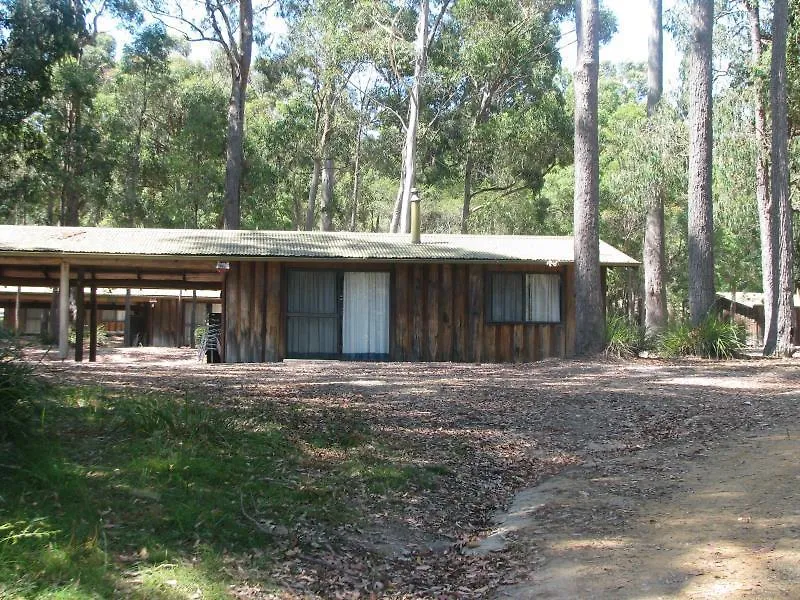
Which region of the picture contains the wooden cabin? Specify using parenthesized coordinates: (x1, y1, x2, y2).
(716, 292, 800, 347)
(0, 225, 637, 362)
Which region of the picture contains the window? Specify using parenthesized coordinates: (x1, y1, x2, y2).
(489, 273, 561, 323)
(286, 269, 391, 359)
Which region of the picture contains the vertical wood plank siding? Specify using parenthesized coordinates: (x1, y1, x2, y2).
(223, 261, 578, 363)
(151, 299, 181, 347)
(224, 262, 285, 362)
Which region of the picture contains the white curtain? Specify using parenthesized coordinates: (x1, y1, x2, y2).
(525, 274, 560, 322)
(343, 272, 390, 356)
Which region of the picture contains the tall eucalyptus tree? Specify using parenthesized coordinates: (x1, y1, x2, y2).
(687, 0, 715, 325)
(770, 0, 794, 355)
(743, 0, 778, 353)
(147, 0, 263, 229)
(573, 0, 604, 355)
(643, 0, 668, 334)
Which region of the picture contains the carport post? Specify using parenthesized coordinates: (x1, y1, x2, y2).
(89, 286, 97, 362)
(14, 286, 20, 335)
(74, 270, 85, 362)
(124, 289, 132, 346)
(58, 262, 69, 359)
(190, 290, 197, 348)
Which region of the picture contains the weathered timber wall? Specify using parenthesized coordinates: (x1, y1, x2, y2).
(393, 263, 573, 362)
(224, 261, 283, 362)
(224, 260, 576, 363)
(151, 298, 181, 347)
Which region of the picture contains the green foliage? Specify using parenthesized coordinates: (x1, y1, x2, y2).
(67, 323, 108, 347)
(605, 315, 647, 358)
(0, 327, 45, 443)
(0, 0, 84, 129)
(656, 321, 696, 358)
(657, 316, 746, 359)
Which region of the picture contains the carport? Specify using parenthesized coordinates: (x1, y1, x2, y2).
(0, 226, 223, 360)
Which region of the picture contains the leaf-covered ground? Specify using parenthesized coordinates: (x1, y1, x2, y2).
(3, 346, 799, 598)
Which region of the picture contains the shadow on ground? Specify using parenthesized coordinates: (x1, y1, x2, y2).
(4, 347, 798, 598)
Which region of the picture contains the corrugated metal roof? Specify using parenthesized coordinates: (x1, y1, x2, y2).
(718, 291, 800, 308)
(0, 225, 639, 266)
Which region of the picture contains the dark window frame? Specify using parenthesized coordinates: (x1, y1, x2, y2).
(285, 267, 392, 360)
(485, 271, 564, 325)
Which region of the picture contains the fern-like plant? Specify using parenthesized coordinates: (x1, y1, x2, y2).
(656, 316, 744, 359)
(605, 315, 647, 358)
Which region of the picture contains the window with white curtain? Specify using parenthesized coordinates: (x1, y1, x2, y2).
(343, 272, 390, 357)
(489, 273, 561, 323)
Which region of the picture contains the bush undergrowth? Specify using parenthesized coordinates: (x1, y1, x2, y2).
(605, 315, 647, 358)
(657, 315, 745, 359)
(605, 315, 746, 359)
(0, 327, 46, 444)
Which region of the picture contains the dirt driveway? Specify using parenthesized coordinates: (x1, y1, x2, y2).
(495, 423, 800, 599)
(31, 348, 800, 598)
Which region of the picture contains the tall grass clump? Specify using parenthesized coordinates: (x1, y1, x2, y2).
(109, 391, 234, 443)
(0, 327, 45, 443)
(657, 315, 745, 359)
(605, 315, 647, 358)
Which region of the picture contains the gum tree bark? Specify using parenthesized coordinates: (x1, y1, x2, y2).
(644, 0, 668, 335)
(391, 0, 429, 234)
(744, 0, 778, 354)
(573, 0, 604, 355)
(222, 0, 253, 230)
(770, 0, 795, 355)
(687, 0, 715, 326)
(320, 158, 335, 231)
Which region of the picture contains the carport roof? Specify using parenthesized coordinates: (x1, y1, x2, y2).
(0, 225, 639, 266)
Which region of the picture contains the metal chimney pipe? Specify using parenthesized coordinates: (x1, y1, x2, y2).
(410, 188, 421, 244)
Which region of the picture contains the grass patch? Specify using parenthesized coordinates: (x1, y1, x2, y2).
(0, 327, 48, 444)
(0, 385, 439, 598)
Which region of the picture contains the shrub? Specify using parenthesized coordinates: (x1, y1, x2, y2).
(605, 315, 647, 358)
(656, 321, 697, 358)
(0, 327, 45, 443)
(657, 316, 745, 359)
(695, 315, 746, 358)
(68, 324, 109, 347)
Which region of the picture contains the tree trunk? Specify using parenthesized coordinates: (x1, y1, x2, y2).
(350, 100, 366, 232)
(222, 0, 253, 231)
(462, 151, 474, 234)
(397, 0, 429, 234)
(61, 98, 81, 226)
(687, 0, 715, 326)
(770, 0, 794, 355)
(320, 158, 335, 231)
(644, 0, 668, 334)
(124, 92, 147, 227)
(573, 0, 604, 355)
(461, 86, 491, 234)
(745, 1, 778, 354)
(305, 157, 321, 230)
(647, 0, 663, 114)
(389, 182, 403, 233)
(223, 80, 245, 229)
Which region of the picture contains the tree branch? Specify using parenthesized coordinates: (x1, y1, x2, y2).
(427, 0, 452, 50)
